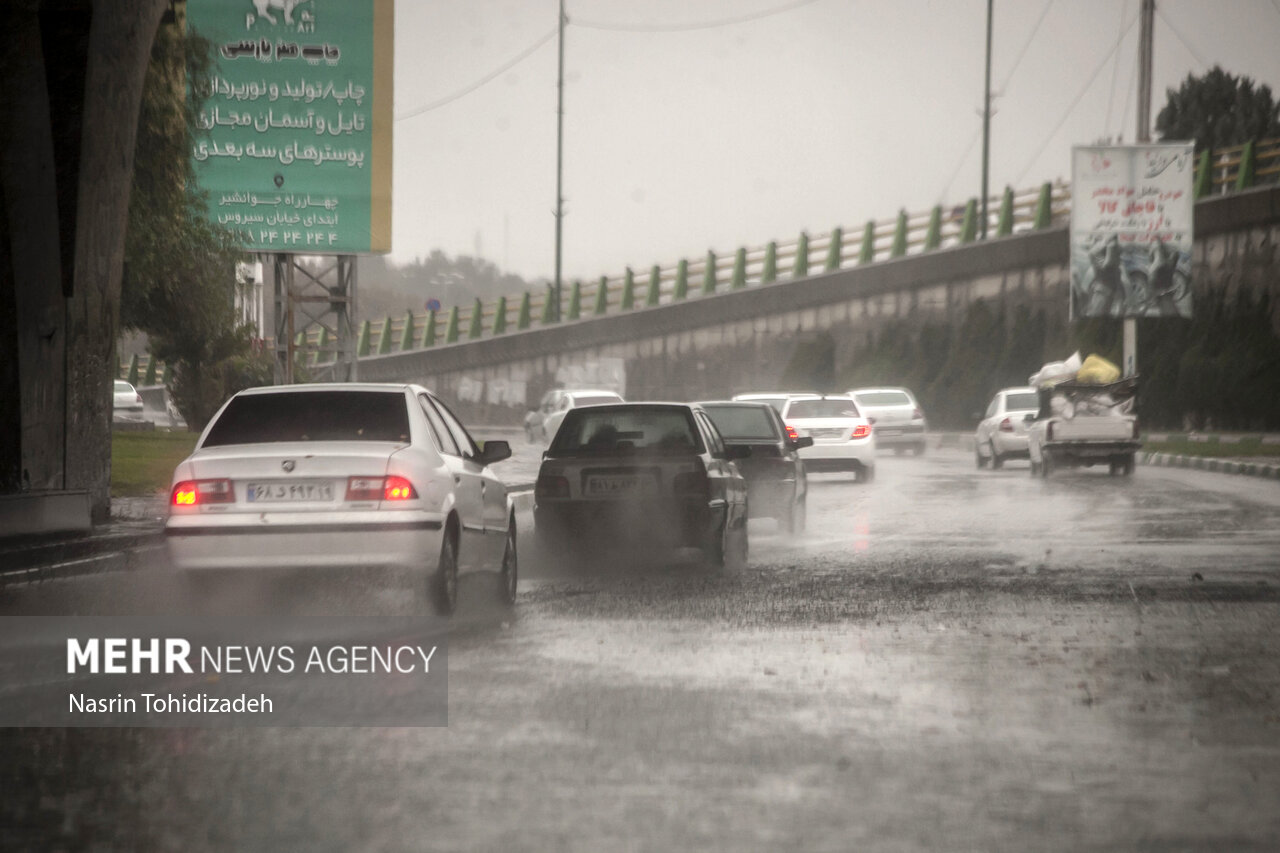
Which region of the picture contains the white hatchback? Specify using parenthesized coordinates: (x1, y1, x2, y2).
(780, 395, 876, 482)
(975, 386, 1040, 469)
(165, 383, 517, 615)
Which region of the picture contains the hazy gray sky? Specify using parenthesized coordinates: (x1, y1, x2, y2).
(389, 0, 1280, 281)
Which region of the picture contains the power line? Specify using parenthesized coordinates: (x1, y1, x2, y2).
(573, 0, 824, 32)
(1014, 10, 1139, 185)
(1154, 6, 1207, 69)
(1103, 0, 1125, 133)
(937, 0, 1055, 203)
(395, 27, 559, 121)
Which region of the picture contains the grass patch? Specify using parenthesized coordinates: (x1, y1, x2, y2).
(111, 430, 198, 497)
(1144, 437, 1280, 459)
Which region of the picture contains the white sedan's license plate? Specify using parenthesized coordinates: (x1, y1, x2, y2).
(586, 475, 655, 497)
(246, 481, 335, 503)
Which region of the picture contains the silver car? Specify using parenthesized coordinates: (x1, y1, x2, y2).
(524, 388, 625, 443)
(848, 387, 928, 455)
(975, 386, 1040, 469)
(165, 383, 517, 615)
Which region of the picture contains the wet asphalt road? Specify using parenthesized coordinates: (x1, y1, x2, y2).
(1, 448, 1279, 851)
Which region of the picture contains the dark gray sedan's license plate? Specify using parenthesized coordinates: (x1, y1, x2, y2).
(246, 481, 335, 502)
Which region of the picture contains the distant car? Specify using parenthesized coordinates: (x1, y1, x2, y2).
(112, 380, 145, 423)
(165, 383, 517, 615)
(847, 387, 927, 455)
(780, 394, 876, 482)
(524, 389, 625, 443)
(534, 402, 749, 567)
(731, 392, 816, 414)
(700, 400, 812, 535)
(975, 386, 1040, 469)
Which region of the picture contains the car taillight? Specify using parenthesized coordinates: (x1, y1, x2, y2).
(785, 424, 799, 441)
(384, 476, 417, 500)
(999, 417, 1013, 433)
(345, 476, 418, 502)
(912, 408, 923, 420)
(170, 479, 234, 506)
(535, 473, 569, 499)
(135, 393, 143, 404)
(674, 468, 710, 497)
(851, 424, 871, 440)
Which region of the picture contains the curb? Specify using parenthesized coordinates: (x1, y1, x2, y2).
(1140, 451, 1280, 480)
(0, 527, 165, 584)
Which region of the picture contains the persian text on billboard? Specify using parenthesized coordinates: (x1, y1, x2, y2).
(1070, 144, 1194, 319)
(187, 0, 392, 254)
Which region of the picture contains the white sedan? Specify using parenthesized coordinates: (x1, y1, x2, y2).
(780, 395, 876, 482)
(112, 380, 145, 423)
(165, 383, 517, 615)
(975, 386, 1040, 469)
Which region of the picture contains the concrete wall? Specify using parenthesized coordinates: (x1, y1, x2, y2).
(358, 186, 1280, 425)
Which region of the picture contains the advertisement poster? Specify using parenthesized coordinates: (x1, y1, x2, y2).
(1070, 143, 1195, 319)
(186, 0, 393, 254)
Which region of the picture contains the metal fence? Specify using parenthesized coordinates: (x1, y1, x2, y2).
(122, 135, 1280, 374)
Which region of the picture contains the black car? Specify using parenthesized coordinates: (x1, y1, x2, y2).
(700, 401, 812, 535)
(534, 403, 750, 567)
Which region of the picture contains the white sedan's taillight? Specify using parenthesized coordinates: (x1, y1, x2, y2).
(851, 424, 872, 440)
(171, 479, 234, 506)
(999, 417, 1014, 433)
(345, 476, 418, 502)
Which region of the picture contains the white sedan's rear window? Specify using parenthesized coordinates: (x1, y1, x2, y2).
(571, 394, 623, 407)
(854, 391, 912, 406)
(786, 399, 861, 419)
(203, 391, 410, 446)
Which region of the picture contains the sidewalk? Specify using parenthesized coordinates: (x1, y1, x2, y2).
(0, 498, 166, 582)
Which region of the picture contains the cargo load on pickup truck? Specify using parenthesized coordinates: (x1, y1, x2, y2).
(1027, 356, 1141, 478)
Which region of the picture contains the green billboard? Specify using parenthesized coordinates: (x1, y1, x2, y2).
(187, 0, 393, 254)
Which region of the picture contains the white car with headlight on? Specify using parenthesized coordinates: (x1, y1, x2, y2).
(165, 383, 517, 615)
(780, 394, 876, 482)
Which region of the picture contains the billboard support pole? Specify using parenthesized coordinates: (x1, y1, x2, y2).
(271, 255, 358, 385)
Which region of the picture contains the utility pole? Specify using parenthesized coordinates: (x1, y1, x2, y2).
(980, 0, 993, 240)
(1126, 0, 1155, 378)
(552, 0, 566, 323)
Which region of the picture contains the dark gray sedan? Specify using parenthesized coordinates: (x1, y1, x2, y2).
(700, 400, 811, 536)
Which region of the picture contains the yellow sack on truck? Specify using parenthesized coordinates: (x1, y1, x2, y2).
(1077, 353, 1121, 384)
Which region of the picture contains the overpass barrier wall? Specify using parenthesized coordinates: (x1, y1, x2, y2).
(356, 186, 1280, 426)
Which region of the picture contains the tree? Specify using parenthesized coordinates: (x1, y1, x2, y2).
(1155, 65, 1280, 154)
(122, 20, 269, 429)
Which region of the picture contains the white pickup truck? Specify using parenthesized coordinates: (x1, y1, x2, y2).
(1027, 378, 1142, 477)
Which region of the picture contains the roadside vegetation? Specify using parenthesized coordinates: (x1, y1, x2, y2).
(110, 431, 198, 498)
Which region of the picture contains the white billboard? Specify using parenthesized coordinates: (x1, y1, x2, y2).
(1070, 143, 1195, 319)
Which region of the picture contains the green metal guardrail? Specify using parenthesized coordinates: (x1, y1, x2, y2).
(123, 136, 1280, 376)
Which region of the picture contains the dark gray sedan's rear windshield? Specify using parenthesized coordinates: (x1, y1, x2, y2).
(704, 406, 779, 441)
(203, 391, 410, 446)
(551, 407, 703, 454)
